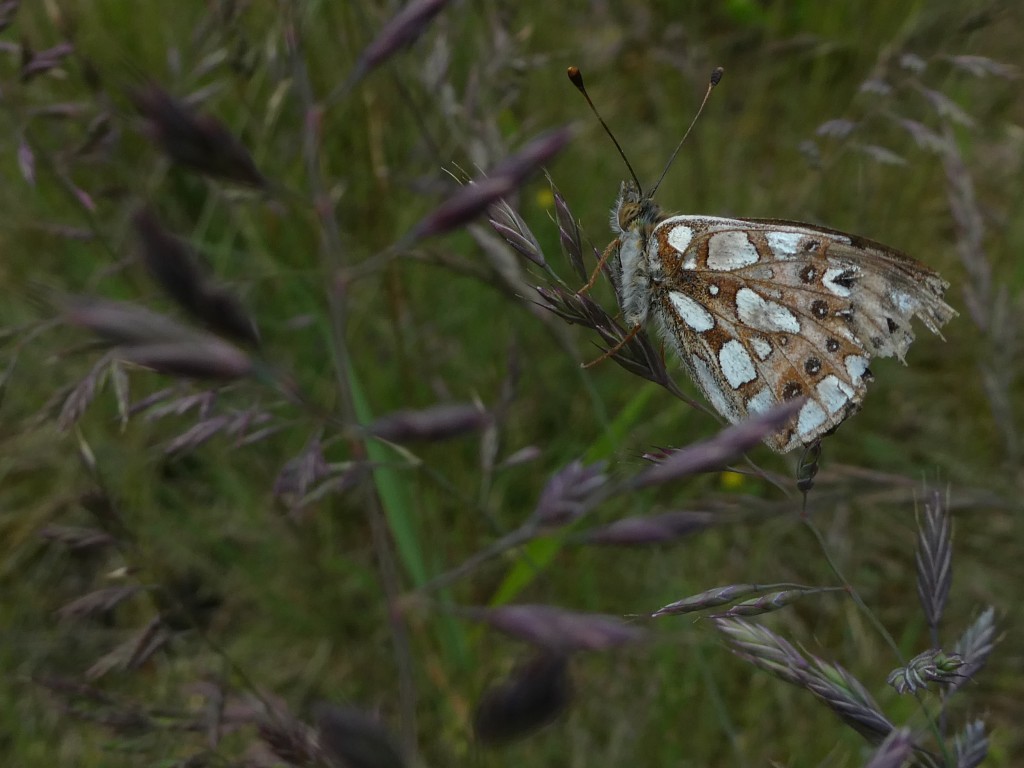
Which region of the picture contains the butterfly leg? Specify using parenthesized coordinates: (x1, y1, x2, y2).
(576, 239, 618, 296)
(582, 322, 643, 369)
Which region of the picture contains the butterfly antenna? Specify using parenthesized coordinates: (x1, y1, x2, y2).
(567, 66, 643, 194)
(649, 66, 724, 198)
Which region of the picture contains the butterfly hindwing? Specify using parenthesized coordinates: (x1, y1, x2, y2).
(631, 210, 955, 452)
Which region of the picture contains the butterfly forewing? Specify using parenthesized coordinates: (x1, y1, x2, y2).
(620, 199, 956, 453)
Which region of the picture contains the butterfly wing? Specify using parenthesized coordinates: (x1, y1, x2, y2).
(646, 216, 956, 452)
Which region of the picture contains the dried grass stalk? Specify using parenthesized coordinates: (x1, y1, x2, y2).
(473, 653, 571, 745)
(915, 489, 952, 633)
(716, 618, 895, 744)
(463, 604, 644, 652)
(630, 399, 804, 489)
(132, 208, 260, 345)
(118, 340, 253, 381)
(131, 84, 267, 187)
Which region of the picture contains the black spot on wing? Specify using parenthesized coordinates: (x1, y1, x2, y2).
(833, 269, 857, 289)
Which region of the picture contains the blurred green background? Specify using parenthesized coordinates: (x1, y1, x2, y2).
(1, 1, 1022, 765)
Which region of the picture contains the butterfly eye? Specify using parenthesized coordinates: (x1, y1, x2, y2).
(618, 202, 640, 230)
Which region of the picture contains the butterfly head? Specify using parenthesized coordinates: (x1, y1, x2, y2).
(612, 181, 663, 235)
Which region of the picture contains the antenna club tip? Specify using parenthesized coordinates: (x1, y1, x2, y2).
(710, 66, 724, 87)
(567, 66, 584, 89)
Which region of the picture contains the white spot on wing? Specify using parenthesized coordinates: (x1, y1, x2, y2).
(746, 386, 774, 415)
(892, 290, 913, 313)
(845, 355, 869, 382)
(667, 225, 694, 255)
(797, 400, 827, 435)
(708, 231, 759, 270)
(765, 231, 804, 259)
(669, 292, 715, 332)
(719, 340, 757, 389)
(834, 325, 855, 341)
(750, 337, 772, 360)
(823, 267, 853, 297)
(693, 356, 739, 423)
(708, 284, 720, 296)
(735, 288, 801, 333)
(817, 375, 855, 414)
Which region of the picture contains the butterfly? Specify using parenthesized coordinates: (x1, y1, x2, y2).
(607, 180, 957, 452)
